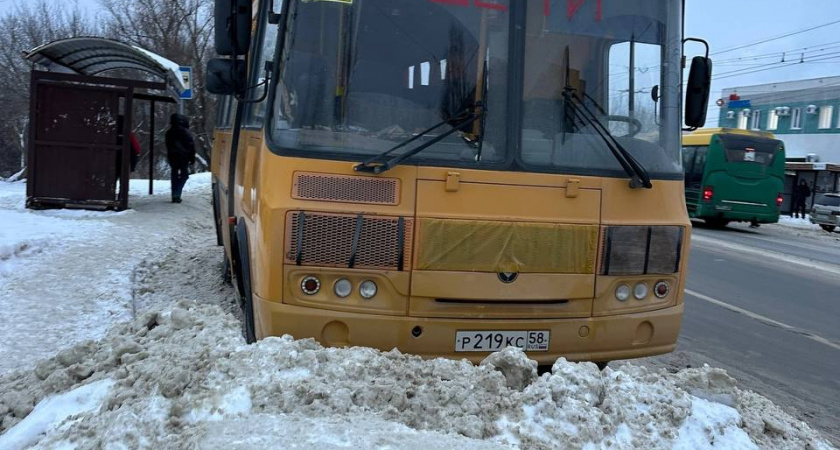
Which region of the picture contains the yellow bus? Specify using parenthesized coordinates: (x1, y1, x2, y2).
(207, 0, 712, 366)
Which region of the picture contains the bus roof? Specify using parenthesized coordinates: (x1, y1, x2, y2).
(682, 128, 777, 146)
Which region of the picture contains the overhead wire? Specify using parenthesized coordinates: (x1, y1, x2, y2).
(715, 53, 840, 80)
(710, 19, 840, 56)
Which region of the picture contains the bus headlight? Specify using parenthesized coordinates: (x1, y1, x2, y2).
(359, 280, 378, 299)
(615, 284, 631, 302)
(633, 282, 649, 300)
(334, 278, 352, 298)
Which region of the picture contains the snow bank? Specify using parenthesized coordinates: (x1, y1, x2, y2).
(777, 215, 822, 230)
(0, 303, 832, 450)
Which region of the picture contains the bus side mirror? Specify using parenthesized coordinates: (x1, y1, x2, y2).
(685, 56, 712, 129)
(206, 58, 246, 95)
(214, 0, 252, 56)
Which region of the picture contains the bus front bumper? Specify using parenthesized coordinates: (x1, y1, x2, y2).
(253, 294, 683, 365)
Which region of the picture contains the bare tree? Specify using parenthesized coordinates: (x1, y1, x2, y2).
(99, 0, 216, 168)
(0, 1, 98, 178)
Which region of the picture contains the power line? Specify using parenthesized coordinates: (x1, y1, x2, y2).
(711, 19, 840, 56)
(714, 52, 840, 80)
(714, 40, 840, 63)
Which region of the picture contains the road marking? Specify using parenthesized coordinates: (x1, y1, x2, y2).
(685, 289, 840, 352)
(691, 234, 840, 277)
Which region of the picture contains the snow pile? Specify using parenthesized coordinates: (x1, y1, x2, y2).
(0, 379, 114, 449)
(777, 215, 821, 230)
(0, 303, 833, 449)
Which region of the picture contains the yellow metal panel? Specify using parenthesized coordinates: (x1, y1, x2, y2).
(416, 166, 602, 189)
(410, 271, 594, 300)
(415, 218, 598, 273)
(416, 180, 600, 223)
(253, 293, 683, 364)
(600, 179, 690, 226)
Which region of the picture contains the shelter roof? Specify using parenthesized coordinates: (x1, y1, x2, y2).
(25, 37, 187, 94)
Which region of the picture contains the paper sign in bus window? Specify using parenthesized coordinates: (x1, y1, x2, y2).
(744, 148, 756, 162)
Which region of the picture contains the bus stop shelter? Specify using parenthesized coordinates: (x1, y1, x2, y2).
(24, 38, 186, 211)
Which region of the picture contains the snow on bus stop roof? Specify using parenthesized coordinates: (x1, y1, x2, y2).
(24, 37, 187, 94)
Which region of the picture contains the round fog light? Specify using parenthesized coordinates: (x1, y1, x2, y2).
(301, 276, 320, 295)
(633, 282, 649, 300)
(334, 278, 352, 298)
(359, 280, 378, 299)
(615, 284, 631, 302)
(654, 281, 670, 298)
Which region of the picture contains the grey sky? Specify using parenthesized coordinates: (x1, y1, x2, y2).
(4, 0, 840, 111)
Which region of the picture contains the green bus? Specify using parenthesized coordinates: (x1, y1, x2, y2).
(682, 128, 785, 228)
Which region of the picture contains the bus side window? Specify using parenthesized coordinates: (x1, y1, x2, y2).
(682, 146, 706, 188)
(682, 147, 695, 173)
(246, 9, 280, 128)
(690, 146, 707, 188)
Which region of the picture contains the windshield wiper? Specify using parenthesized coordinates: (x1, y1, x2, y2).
(565, 90, 652, 189)
(560, 47, 652, 189)
(354, 106, 484, 175)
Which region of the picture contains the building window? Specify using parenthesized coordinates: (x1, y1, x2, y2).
(750, 110, 761, 130)
(767, 109, 778, 130)
(819, 106, 833, 129)
(791, 107, 802, 129)
(737, 113, 748, 130)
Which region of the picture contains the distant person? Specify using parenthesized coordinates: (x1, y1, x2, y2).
(165, 114, 196, 204)
(792, 179, 811, 219)
(129, 132, 141, 172)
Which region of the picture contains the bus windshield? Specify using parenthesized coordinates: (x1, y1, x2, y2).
(269, 0, 683, 179)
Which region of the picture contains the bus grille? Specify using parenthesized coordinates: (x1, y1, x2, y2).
(292, 172, 399, 205)
(285, 211, 413, 270)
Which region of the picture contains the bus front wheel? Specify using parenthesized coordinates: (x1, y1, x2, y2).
(820, 224, 836, 233)
(236, 220, 257, 344)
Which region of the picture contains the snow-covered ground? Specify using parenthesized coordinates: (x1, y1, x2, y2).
(0, 174, 212, 375)
(0, 176, 835, 449)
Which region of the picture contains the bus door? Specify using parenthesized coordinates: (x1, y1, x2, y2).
(682, 146, 707, 215)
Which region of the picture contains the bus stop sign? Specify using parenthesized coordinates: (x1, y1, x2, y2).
(179, 66, 192, 100)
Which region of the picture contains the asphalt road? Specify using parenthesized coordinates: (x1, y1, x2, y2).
(634, 221, 840, 446)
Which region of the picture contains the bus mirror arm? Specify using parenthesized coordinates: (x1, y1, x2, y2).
(235, 63, 272, 104)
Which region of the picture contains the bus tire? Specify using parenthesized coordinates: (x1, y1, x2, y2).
(820, 224, 836, 233)
(230, 225, 245, 305)
(236, 219, 257, 344)
(705, 218, 730, 229)
(596, 361, 609, 371)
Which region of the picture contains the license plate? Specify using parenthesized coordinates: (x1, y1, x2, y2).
(454, 330, 550, 352)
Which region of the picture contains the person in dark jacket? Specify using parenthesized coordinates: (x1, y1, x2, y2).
(165, 113, 196, 203)
(792, 179, 812, 219)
